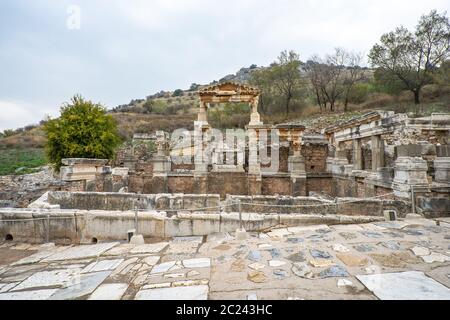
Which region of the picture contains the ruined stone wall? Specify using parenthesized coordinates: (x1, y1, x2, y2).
(0, 168, 64, 208)
(333, 176, 356, 197)
(171, 162, 195, 171)
(47, 191, 220, 212)
(356, 179, 366, 198)
(279, 146, 290, 173)
(302, 144, 328, 173)
(261, 177, 291, 195)
(362, 145, 372, 171)
(225, 194, 409, 217)
(306, 177, 333, 195)
(226, 195, 332, 214)
(0, 207, 386, 243)
(143, 176, 167, 194)
(128, 174, 144, 193)
(417, 196, 450, 218)
(206, 172, 249, 198)
(135, 162, 153, 175)
(60, 180, 85, 192)
(167, 176, 195, 194)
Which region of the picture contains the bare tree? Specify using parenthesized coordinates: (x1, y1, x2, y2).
(342, 52, 367, 110)
(305, 56, 328, 112)
(323, 48, 347, 111)
(306, 49, 367, 111)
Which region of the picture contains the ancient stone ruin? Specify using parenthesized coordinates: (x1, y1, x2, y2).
(0, 83, 449, 244)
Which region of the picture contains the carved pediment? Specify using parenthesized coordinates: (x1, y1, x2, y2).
(199, 82, 260, 99)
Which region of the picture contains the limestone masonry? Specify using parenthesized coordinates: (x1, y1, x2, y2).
(0, 83, 449, 301)
(0, 83, 449, 243)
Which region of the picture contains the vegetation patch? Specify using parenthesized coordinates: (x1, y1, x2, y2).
(0, 148, 47, 176)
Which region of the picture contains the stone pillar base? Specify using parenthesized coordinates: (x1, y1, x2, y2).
(288, 156, 306, 176)
(193, 176, 207, 194)
(248, 175, 262, 195)
(291, 177, 307, 196)
(194, 162, 209, 177)
(326, 157, 334, 173)
(249, 112, 263, 126)
(330, 157, 349, 175)
(152, 155, 171, 177)
(392, 157, 430, 198)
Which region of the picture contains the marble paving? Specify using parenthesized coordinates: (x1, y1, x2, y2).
(0, 216, 448, 300)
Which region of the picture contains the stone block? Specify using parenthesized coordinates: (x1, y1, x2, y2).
(436, 145, 450, 157)
(417, 197, 450, 218)
(392, 157, 429, 198)
(164, 217, 193, 237)
(395, 144, 423, 157)
(434, 158, 450, 183)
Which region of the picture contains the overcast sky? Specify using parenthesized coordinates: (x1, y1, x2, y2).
(0, 0, 449, 131)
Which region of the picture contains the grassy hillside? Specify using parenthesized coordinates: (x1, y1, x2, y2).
(0, 113, 196, 175)
(0, 148, 47, 175)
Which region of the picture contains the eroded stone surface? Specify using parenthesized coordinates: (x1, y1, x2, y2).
(357, 271, 450, 300)
(135, 285, 209, 300)
(0, 289, 58, 300)
(88, 283, 128, 300)
(42, 243, 119, 262)
(50, 271, 112, 300)
(1, 218, 449, 300)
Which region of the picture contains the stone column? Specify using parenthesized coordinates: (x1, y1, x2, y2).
(289, 155, 307, 196)
(197, 101, 208, 123)
(150, 131, 171, 193)
(193, 125, 208, 177)
(247, 128, 262, 195)
(326, 157, 334, 172)
(353, 138, 363, 170)
(336, 141, 347, 159)
(247, 128, 261, 175)
(289, 133, 307, 195)
(371, 135, 384, 171)
(331, 141, 348, 175)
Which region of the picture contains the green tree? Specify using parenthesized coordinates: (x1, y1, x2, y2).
(372, 68, 408, 95)
(272, 50, 304, 115)
(189, 83, 200, 91)
(1, 129, 15, 138)
(173, 89, 183, 97)
(143, 100, 153, 113)
(433, 59, 450, 86)
(369, 10, 450, 104)
(251, 50, 305, 115)
(44, 95, 121, 171)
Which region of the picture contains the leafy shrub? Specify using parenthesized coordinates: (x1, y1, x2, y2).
(44, 95, 121, 171)
(173, 89, 184, 97)
(347, 83, 371, 104)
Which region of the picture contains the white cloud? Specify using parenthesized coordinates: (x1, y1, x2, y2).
(0, 0, 449, 131)
(0, 100, 57, 132)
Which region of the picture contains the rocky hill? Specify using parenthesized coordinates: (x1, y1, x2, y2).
(111, 65, 261, 115)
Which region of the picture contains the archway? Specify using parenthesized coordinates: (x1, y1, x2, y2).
(197, 82, 262, 127)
